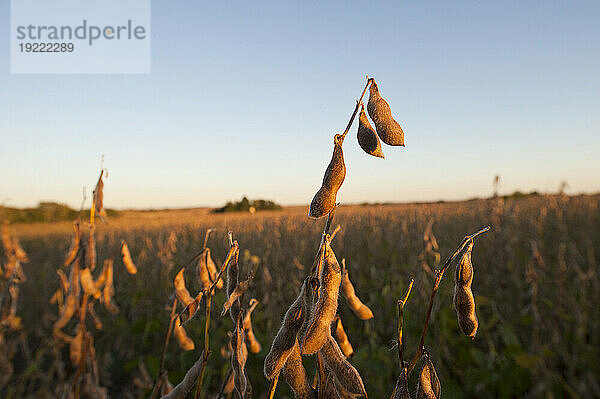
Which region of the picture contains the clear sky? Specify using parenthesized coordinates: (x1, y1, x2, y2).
(1, 1, 599, 209)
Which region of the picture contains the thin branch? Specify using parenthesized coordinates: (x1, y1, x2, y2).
(407, 226, 491, 375)
(193, 235, 238, 398)
(267, 372, 280, 399)
(397, 278, 414, 366)
(193, 293, 213, 399)
(340, 76, 373, 142)
(150, 297, 178, 399)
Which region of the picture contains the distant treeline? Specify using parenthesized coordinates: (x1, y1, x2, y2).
(212, 197, 282, 213)
(0, 202, 119, 224)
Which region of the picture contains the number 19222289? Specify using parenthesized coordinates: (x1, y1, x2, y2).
(19, 43, 74, 52)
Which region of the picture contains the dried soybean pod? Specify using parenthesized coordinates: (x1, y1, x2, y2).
(367, 79, 405, 146)
(334, 317, 353, 358)
(93, 169, 106, 219)
(49, 289, 62, 305)
(453, 241, 479, 338)
(172, 319, 194, 351)
(333, 379, 359, 399)
(196, 250, 212, 288)
(391, 366, 411, 399)
(86, 226, 96, 271)
(231, 315, 249, 397)
(58, 269, 69, 294)
(173, 267, 202, 324)
(54, 294, 77, 330)
(244, 298, 262, 353)
(205, 248, 224, 289)
(94, 260, 109, 290)
(341, 262, 373, 320)
(178, 291, 203, 325)
(416, 353, 440, 399)
(319, 334, 367, 398)
(222, 278, 250, 317)
(264, 279, 308, 379)
(64, 221, 81, 266)
(302, 240, 342, 355)
(120, 240, 137, 274)
(173, 267, 194, 307)
(320, 373, 342, 399)
(102, 260, 119, 314)
(80, 267, 99, 296)
(67, 255, 81, 299)
(227, 248, 241, 321)
(357, 103, 385, 158)
(70, 327, 84, 365)
(222, 369, 235, 395)
(309, 134, 346, 219)
(283, 339, 317, 399)
(88, 301, 103, 330)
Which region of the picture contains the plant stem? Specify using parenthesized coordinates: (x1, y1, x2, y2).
(192, 235, 238, 398)
(193, 293, 213, 399)
(397, 279, 414, 367)
(267, 372, 280, 399)
(407, 226, 490, 375)
(340, 77, 373, 142)
(310, 207, 337, 279)
(208, 241, 238, 296)
(150, 297, 177, 399)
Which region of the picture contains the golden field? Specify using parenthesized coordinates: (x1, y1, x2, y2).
(2, 194, 599, 398)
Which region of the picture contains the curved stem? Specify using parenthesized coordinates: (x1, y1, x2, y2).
(193, 293, 213, 399)
(267, 372, 280, 399)
(150, 297, 177, 399)
(340, 77, 372, 142)
(397, 278, 414, 366)
(407, 226, 491, 375)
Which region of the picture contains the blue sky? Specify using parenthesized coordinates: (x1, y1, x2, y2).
(1, 1, 599, 209)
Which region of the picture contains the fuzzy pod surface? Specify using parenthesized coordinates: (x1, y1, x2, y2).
(391, 366, 411, 399)
(357, 104, 385, 158)
(227, 249, 241, 321)
(416, 355, 440, 399)
(283, 339, 317, 399)
(367, 80, 405, 146)
(453, 241, 478, 338)
(309, 134, 346, 218)
(120, 240, 137, 274)
(341, 266, 373, 320)
(319, 334, 367, 397)
(334, 317, 354, 358)
(302, 241, 342, 354)
(264, 279, 308, 379)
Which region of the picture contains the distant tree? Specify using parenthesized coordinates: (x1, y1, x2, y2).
(212, 197, 282, 213)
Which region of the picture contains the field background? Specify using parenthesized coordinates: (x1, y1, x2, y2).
(2, 194, 600, 398)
